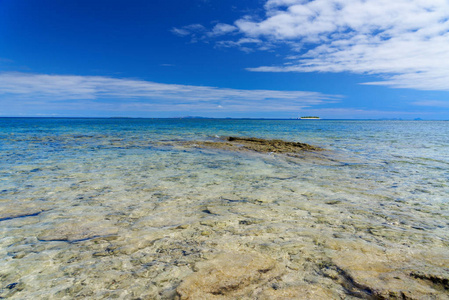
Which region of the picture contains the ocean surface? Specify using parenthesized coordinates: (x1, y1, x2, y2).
(0, 118, 448, 299)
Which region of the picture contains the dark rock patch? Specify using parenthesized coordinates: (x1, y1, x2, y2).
(410, 271, 449, 290)
(225, 136, 322, 152)
(180, 136, 322, 154)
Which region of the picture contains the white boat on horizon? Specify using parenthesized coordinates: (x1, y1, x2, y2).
(299, 116, 320, 119)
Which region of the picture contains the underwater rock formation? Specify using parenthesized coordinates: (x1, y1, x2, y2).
(176, 251, 282, 299)
(37, 221, 119, 243)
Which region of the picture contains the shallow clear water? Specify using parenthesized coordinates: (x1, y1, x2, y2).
(0, 118, 448, 299)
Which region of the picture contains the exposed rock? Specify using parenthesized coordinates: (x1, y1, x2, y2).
(176, 251, 282, 299)
(177, 136, 322, 154)
(225, 136, 322, 152)
(37, 221, 119, 242)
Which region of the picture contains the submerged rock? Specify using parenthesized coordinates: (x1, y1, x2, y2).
(0, 205, 47, 222)
(0, 282, 25, 298)
(258, 284, 337, 300)
(37, 221, 119, 242)
(176, 251, 282, 299)
(325, 239, 449, 299)
(410, 270, 449, 290)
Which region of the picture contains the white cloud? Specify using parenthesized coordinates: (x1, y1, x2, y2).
(210, 23, 238, 36)
(173, 22, 238, 42)
(216, 37, 266, 52)
(171, 28, 190, 36)
(220, 0, 449, 91)
(0, 72, 340, 113)
(171, 24, 206, 38)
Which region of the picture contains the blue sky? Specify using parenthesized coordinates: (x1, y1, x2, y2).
(1, 0, 448, 119)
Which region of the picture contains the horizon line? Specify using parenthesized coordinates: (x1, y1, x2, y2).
(0, 116, 444, 121)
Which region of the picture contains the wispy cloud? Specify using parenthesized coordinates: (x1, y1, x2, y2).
(178, 0, 449, 91)
(171, 22, 239, 44)
(171, 24, 207, 42)
(412, 100, 449, 108)
(0, 72, 340, 114)
(172, 22, 270, 51)
(216, 38, 265, 53)
(297, 108, 437, 119)
(210, 23, 238, 36)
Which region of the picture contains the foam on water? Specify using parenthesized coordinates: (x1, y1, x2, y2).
(0, 118, 448, 299)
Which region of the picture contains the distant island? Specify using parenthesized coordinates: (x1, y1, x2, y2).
(299, 116, 320, 119)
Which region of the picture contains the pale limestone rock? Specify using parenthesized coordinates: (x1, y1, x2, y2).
(258, 284, 337, 300)
(0, 204, 46, 221)
(326, 238, 447, 298)
(176, 251, 282, 299)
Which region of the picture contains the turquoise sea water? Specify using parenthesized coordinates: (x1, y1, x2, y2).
(1, 118, 448, 299)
